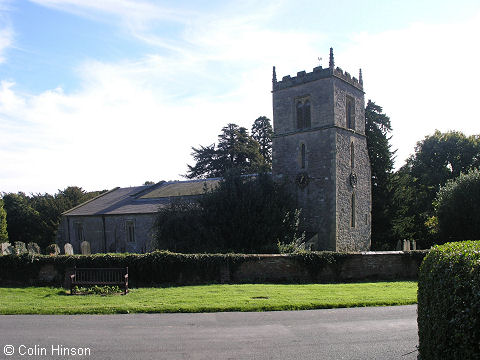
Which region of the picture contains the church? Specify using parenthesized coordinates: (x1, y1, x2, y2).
(57, 48, 371, 254)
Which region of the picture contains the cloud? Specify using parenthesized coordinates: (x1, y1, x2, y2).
(5, 1, 480, 193)
(338, 12, 480, 166)
(0, 54, 274, 193)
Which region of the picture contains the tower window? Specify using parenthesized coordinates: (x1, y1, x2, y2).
(304, 100, 311, 128)
(296, 98, 311, 130)
(350, 141, 355, 169)
(351, 193, 356, 228)
(346, 96, 355, 130)
(296, 101, 303, 129)
(301, 143, 306, 169)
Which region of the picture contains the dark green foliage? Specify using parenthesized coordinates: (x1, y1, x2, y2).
(186, 121, 270, 179)
(0, 250, 426, 287)
(154, 172, 301, 253)
(365, 100, 396, 250)
(392, 131, 480, 248)
(435, 169, 480, 242)
(417, 241, 480, 359)
(2, 187, 106, 251)
(2, 193, 44, 245)
(251, 116, 273, 167)
(0, 198, 8, 242)
(154, 200, 209, 253)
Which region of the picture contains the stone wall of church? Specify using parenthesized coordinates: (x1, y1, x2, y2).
(335, 131, 371, 251)
(272, 69, 371, 251)
(58, 214, 156, 254)
(333, 77, 371, 251)
(273, 128, 337, 250)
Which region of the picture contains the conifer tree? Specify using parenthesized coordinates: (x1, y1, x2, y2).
(0, 199, 8, 242)
(251, 116, 273, 167)
(365, 100, 396, 249)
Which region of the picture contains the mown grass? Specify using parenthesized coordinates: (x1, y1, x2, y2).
(0, 282, 417, 315)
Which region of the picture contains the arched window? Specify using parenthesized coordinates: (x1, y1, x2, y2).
(296, 98, 311, 130)
(304, 100, 311, 128)
(296, 102, 304, 129)
(301, 143, 306, 169)
(350, 141, 355, 169)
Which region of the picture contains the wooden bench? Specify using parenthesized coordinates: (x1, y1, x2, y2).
(70, 267, 128, 295)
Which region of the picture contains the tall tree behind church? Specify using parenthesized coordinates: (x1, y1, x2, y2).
(0, 198, 8, 242)
(365, 100, 396, 250)
(186, 121, 269, 179)
(251, 116, 273, 168)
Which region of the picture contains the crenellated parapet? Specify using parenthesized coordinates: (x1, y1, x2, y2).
(272, 48, 363, 92)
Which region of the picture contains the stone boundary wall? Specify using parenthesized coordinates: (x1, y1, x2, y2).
(228, 251, 423, 283)
(0, 251, 427, 287)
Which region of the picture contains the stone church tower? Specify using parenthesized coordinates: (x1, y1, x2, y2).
(272, 48, 371, 251)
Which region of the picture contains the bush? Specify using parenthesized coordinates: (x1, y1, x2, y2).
(154, 171, 302, 253)
(435, 169, 480, 242)
(417, 241, 480, 359)
(0, 250, 427, 287)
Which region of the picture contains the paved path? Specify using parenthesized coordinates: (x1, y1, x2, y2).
(0, 305, 418, 360)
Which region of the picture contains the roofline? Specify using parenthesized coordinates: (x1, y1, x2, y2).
(63, 211, 160, 217)
(61, 187, 120, 216)
(131, 181, 165, 198)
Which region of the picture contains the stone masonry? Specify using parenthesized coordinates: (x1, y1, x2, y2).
(272, 48, 371, 251)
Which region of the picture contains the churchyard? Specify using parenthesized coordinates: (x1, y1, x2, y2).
(0, 239, 420, 314)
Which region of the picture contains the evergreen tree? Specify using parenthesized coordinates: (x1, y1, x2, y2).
(154, 171, 301, 253)
(186, 123, 264, 179)
(365, 100, 396, 249)
(251, 116, 273, 167)
(0, 198, 8, 242)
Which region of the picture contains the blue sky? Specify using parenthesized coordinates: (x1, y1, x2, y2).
(1, 0, 480, 194)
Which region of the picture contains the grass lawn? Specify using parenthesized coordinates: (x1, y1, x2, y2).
(0, 282, 417, 315)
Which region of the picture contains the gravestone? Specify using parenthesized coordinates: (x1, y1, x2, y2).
(46, 243, 60, 256)
(410, 240, 417, 251)
(80, 241, 91, 255)
(14, 241, 28, 255)
(1, 242, 13, 255)
(396, 240, 402, 251)
(64, 243, 74, 255)
(27, 242, 41, 255)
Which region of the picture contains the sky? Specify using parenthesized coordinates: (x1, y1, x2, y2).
(1, 0, 480, 194)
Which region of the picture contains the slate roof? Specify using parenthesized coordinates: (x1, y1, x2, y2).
(63, 178, 221, 216)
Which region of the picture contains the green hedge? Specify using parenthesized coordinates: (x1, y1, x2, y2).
(0, 250, 427, 287)
(0, 251, 348, 287)
(417, 241, 480, 359)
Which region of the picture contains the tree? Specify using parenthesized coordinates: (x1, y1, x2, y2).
(392, 130, 480, 247)
(0, 198, 8, 242)
(1, 187, 106, 251)
(2, 192, 43, 245)
(365, 100, 396, 249)
(154, 171, 302, 253)
(186, 123, 265, 179)
(435, 169, 480, 242)
(251, 116, 273, 167)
